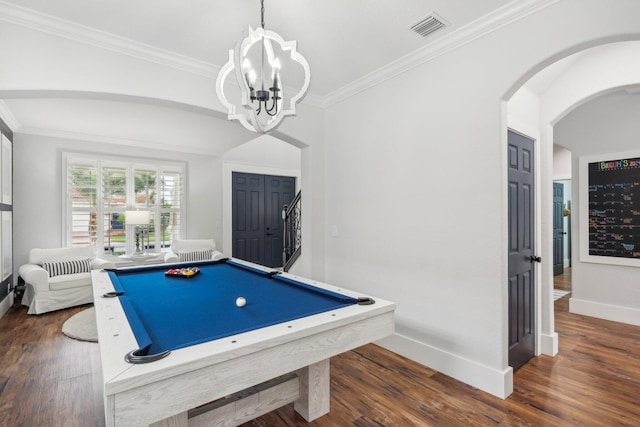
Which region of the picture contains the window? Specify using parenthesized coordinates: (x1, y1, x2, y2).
(64, 153, 185, 256)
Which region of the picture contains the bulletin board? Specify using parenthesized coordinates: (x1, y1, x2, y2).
(580, 151, 640, 266)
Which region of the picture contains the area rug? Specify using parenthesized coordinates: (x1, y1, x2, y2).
(62, 307, 98, 342)
(553, 290, 571, 301)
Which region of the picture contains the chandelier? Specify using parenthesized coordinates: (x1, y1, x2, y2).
(216, 0, 311, 134)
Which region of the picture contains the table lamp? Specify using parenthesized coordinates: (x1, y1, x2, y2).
(125, 210, 151, 255)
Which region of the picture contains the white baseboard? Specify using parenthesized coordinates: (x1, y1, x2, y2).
(0, 293, 13, 319)
(539, 332, 558, 356)
(376, 333, 513, 399)
(570, 298, 640, 326)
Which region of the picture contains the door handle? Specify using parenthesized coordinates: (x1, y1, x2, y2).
(530, 256, 542, 263)
(266, 232, 273, 236)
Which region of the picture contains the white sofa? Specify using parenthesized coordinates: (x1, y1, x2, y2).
(18, 244, 116, 315)
(164, 239, 225, 263)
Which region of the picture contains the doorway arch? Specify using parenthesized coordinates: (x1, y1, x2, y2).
(505, 39, 640, 372)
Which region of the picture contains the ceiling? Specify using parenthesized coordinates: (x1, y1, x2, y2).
(0, 0, 614, 154)
(0, 0, 513, 97)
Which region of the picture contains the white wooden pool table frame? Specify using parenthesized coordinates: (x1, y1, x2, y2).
(92, 259, 395, 427)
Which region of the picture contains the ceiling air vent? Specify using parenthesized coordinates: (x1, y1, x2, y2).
(410, 13, 447, 38)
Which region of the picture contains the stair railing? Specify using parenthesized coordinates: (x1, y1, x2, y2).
(282, 190, 302, 272)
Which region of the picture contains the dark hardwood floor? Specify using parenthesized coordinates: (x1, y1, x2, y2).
(554, 267, 572, 292)
(1, 270, 639, 426)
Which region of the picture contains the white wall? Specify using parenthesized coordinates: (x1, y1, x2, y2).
(553, 146, 572, 180)
(272, 102, 326, 279)
(322, 0, 640, 398)
(508, 86, 541, 139)
(554, 92, 640, 325)
(0, 20, 221, 113)
(223, 135, 301, 170)
(13, 133, 222, 270)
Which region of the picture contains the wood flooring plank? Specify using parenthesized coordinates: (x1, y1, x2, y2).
(1, 270, 639, 426)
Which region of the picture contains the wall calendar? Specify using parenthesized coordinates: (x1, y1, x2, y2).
(582, 153, 640, 266)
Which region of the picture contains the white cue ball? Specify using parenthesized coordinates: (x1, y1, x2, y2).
(235, 297, 246, 307)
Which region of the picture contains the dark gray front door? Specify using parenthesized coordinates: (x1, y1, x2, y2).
(507, 130, 536, 371)
(232, 172, 295, 267)
(553, 182, 564, 276)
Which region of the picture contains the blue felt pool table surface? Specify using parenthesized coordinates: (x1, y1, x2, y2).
(107, 259, 359, 356)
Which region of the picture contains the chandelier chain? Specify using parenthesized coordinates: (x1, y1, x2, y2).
(260, 0, 265, 29)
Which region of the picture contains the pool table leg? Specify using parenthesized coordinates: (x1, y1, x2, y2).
(294, 358, 331, 421)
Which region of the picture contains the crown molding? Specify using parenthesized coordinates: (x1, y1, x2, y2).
(0, 0, 219, 78)
(0, 100, 20, 131)
(0, 0, 325, 109)
(18, 126, 221, 156)
(0, 0, 559, 110)
(297, 91, 324, 109)
(320, 0, 560, 108)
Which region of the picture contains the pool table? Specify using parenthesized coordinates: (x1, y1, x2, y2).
(92, 258, 395, 427)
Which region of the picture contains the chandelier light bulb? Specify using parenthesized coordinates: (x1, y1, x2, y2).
(242, 58, 251, 72)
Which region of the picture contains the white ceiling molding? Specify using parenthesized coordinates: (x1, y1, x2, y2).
(0, 0, 558, 110)
(298, 92, 324, 108)
(0, 0, 326, 109)
(0, 99, 20, 130)
(17, 126, 223, 156)
(0, 0, 218, 78)
(321, 0, 560, 108)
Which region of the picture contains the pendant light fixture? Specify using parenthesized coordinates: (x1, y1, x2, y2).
(216, 0, 311, 133)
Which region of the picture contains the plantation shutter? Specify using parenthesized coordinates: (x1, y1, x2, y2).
(67, 161, 98, 247)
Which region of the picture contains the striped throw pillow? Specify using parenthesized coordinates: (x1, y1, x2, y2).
(42, 258, 92, 277)
(178, 250, 213, 262)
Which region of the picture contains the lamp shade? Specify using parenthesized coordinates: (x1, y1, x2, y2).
(125, 210, 150, 225)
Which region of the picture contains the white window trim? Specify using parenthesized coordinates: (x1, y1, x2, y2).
(62, 151, 187, 256)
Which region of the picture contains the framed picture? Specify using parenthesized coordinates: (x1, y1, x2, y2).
(579, 151, 640, 266)
(1, 134, 11, 205)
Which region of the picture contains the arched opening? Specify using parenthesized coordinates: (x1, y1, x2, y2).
(505, 39, 640, 378)
(0, 91, 254, 155)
